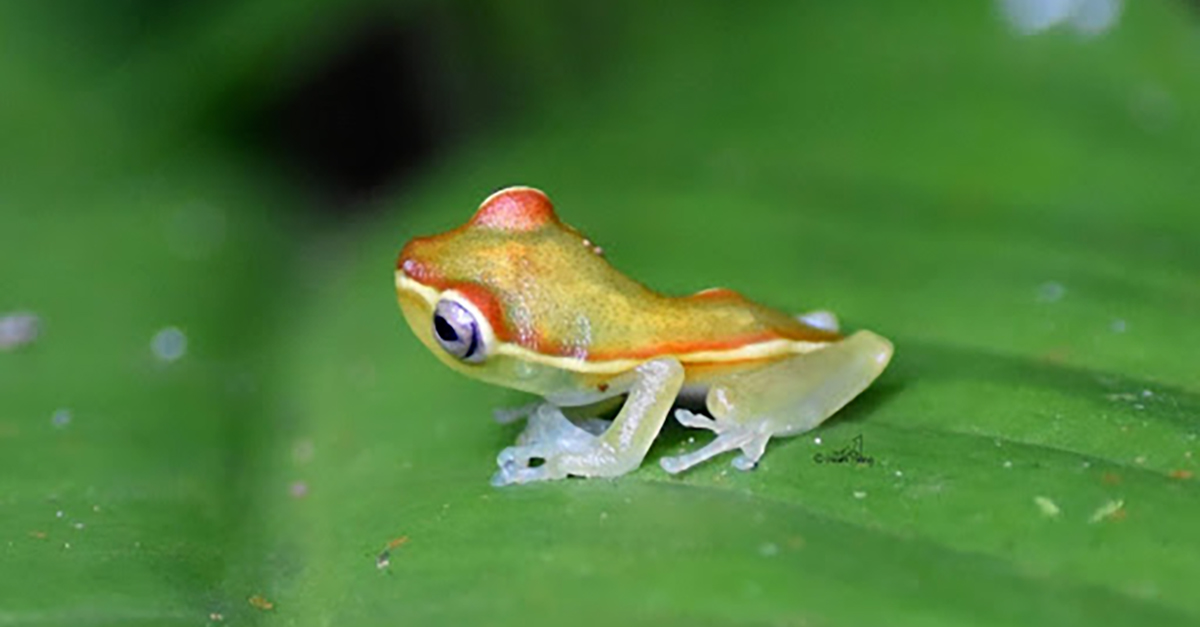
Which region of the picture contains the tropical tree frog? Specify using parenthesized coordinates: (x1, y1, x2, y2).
(395, 187, 893, 486)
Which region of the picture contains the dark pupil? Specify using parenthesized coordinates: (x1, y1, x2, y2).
(434, 315, 459, 343)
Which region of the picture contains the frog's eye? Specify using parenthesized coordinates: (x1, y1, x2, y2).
(432, 299, 486, 363)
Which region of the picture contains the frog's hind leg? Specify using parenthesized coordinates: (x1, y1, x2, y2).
(660, 330, 892, 475)
(660, 409, 769, 473)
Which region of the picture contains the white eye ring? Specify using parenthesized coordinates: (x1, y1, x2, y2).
(432, 299, 486, 363)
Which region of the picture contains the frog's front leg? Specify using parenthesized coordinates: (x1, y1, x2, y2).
(492, 357, 684, 486)
(660, 330, 893, 474)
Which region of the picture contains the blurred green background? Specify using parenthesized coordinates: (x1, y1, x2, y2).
(2, 1, 1199, 626)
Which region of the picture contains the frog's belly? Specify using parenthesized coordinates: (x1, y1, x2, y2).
(674, 358, 781, 405)
(547, 346, 823, 408)
(677, 382, 710, 406)
(680, 357, 779, 386)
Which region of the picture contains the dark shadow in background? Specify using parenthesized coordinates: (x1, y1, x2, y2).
(238, 1, 619, 215)
(247, 15, 444, 211)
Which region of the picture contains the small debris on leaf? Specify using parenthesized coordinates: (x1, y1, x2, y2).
(1169, 469, 1194, 480)
(248, 594, 274, 611)
(1089, 499, 1126, 523)
(1033, 496, 1060, 518)
(376, 535, 410, 570)
(387, 536, 410, 550)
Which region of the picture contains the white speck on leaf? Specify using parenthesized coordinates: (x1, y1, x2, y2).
(1036, 281, 1065, 303)
(0, 312, 40, 350)
(1003, 460, 1014, 469)
(1110, 318, 1127, 333)
(52, 409, 71, 429)
(853, 490, 867, 499)
(758, 542, 779, 557)
(151, 327, 188, 362)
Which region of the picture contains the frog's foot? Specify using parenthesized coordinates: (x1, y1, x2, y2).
(493, 405, 609, 485)
(659, 409, 771, 474)
(492, 357, 685, 487)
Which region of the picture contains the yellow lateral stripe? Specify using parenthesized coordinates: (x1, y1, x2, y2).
(494, 338, 827, 374)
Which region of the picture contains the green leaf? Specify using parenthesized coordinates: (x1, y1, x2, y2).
(0, 158, 295, 625)
(265, 4, 1200, 626)
(3, 2, 1199, 627)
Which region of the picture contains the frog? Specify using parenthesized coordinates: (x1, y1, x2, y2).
(395, 186, 893, 486)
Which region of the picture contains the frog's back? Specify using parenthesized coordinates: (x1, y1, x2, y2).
(397, 186, 839, 368)
(578, 283, 841, 363)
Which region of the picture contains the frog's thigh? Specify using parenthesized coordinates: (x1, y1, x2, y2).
(660, 330, 893, 474)
(492, 357, 684, 485)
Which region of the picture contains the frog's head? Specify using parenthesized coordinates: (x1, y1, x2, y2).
(395, 186, 605, 394)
